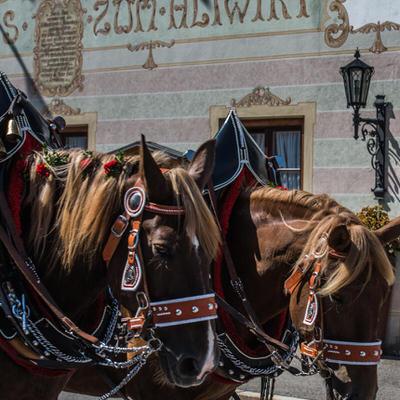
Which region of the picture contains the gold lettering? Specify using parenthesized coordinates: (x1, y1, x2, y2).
(191, 0, 209, 28)
(135, 0, 157, 33)
(252, 0, 264, 22)
(169, 0, 188, 30)
(113, 0, 133, 34)
(268, 0, 291, 21)
(212, 0, 222, 26)
(224, 0, 250, 24)
(2, 10, 18, 44)
(297, 0, 310, 18)
(93, 0, 111, 36)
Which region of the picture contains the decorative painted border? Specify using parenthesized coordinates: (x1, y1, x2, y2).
(324, 0, 400, 54)
(33, 0, 85, 97)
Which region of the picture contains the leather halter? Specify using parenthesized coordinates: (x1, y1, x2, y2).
(284, 251, 383, 366)
(103, 173, 218, 330)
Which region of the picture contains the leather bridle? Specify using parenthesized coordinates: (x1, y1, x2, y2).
(284, 250, 383, 367)
(102, 173, 218, 334)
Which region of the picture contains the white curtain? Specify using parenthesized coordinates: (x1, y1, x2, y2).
(250, 133, 265, 153)
(275, 131, 301, 189)
(65, 135, 87, 149)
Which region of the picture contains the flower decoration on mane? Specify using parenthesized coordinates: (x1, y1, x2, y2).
(268, 181, 288, 190)
(35, 145, 69, 178)
(103, 151, 125, 178)
(80, 150, 96, 177)
(36, 162, 49, 177)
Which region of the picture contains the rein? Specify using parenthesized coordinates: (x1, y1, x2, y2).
(284, 250, 383, 368)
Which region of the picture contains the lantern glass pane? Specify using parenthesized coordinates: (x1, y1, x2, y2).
(341, 70, 351, 107)
(350, 68, 363, 105)
(360, 69, 373, 106)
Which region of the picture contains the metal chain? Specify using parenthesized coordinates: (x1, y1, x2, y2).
(217, 330, 298, 377)
(98, 348, 154, 400)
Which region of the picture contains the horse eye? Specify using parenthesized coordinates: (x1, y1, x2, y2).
(153, 243, 171, 257)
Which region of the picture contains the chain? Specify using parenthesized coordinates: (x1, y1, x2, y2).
(98, 344, 157, 400)
(217, 330, 299, 377)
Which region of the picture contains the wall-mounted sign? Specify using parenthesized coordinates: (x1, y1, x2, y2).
(33, 0, 85, 97)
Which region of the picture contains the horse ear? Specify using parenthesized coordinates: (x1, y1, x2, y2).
(188, 139, 216, 190)
(140, 135, 169, 202)
(327, 224, 352, 254)
(374, 215, 400, 245)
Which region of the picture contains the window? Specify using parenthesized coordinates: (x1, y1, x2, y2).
(61, 124, 88, 149)
(244, 118, 303, 189)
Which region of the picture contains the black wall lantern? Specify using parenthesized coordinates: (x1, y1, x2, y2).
(340, 49, 393, 198)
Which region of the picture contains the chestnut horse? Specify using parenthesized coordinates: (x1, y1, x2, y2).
(67, 184, 395, 400)
(0, 138, 221, 399)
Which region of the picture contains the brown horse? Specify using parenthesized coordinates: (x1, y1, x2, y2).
(66, 184, 396, 400)
(0, 138, 221, 399)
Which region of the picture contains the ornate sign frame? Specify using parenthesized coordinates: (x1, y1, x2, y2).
(33, 0, 85, 97)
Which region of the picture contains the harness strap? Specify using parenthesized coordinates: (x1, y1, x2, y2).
(301, 340, 382, 365)
(207, 180, 289, 352)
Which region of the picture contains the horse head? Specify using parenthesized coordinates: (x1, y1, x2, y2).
(107, 137, 221, 387)
(288, 213, 395, 400)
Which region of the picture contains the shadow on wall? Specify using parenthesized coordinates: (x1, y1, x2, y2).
(385, 116, 400, 208)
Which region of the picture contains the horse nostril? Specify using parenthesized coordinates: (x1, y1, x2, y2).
(177, 356, 200, 378)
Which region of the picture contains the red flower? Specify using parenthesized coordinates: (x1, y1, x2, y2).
(103, 159, 122, 177)
(80, 158, 92, 170)
(36, 162, 49, 177)
(276, 185, 288, 191)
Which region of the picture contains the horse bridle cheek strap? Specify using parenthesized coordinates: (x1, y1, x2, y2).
(102, 175, 218, 330)
(284, 254, 383, 366)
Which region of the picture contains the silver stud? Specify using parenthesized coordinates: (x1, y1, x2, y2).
(33, 340, 39, 346)
(158, 307, 163, 311)
(373, 350, 379, 356)
(152, 307, 157, 312)
(176, 309, 182, 316)
(163, 306, 168, 311)
(219, 361, 224, 367)
(360, 351, 366, 357)
(345, 350, 351, 356)
(192, 306, 199, 313)
(44, 351, 50, 357)
(208, 303, 214, 310)
(228, 369, 234, 375)
(239, 374, 246, 380)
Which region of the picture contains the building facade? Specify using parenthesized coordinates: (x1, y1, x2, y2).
(0, 0, 399, 352)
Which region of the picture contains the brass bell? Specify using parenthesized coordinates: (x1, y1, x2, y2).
(0, 138, 7, 160)
(5, 118, 21, 143)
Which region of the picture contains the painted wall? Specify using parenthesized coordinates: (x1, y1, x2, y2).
(1, 0, 399, 215)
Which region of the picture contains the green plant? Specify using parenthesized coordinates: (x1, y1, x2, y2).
(357, 205, 400, 254)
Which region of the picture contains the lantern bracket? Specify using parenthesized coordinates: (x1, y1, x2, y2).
(352, 95, 393, 198)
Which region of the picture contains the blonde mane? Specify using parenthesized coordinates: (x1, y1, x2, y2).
(250, 187, 395, 295)
(25, 149, 220, 271)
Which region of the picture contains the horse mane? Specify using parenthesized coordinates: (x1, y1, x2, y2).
(24, 149, 220, 271)
(249, 186, 395, 295)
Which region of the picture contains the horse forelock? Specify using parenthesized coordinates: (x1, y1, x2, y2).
(167, 168, 221, 261)
(25, 149, 219, 272)
(296, 213, 395, 297)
